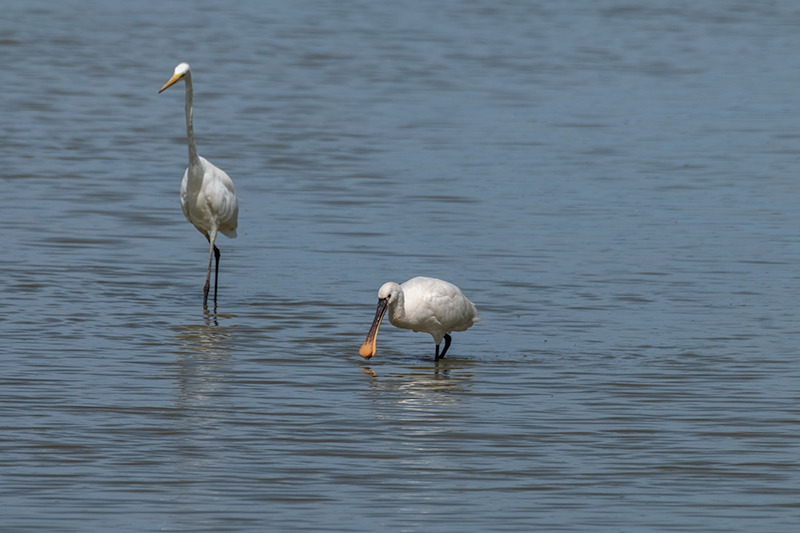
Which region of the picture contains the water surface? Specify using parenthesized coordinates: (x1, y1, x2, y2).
(2, 1, 800, 531)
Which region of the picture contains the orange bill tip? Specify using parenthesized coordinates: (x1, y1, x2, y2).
(359, 341, 376, 359)
(359, 297, 388, 359)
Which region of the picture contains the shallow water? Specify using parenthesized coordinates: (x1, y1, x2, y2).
(2, 0, 800, 531)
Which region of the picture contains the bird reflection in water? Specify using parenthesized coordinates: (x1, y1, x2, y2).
(171, 308, 236, 479)
(359, 359, 474, 408)
(174, 307, 235, 407)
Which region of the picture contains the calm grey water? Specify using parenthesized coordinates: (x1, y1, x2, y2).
(2, 0, 800, 531)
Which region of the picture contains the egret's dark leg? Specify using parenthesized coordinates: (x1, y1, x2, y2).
(435, 344, 441, 361)
(203, 231, 218, 307)
(439, 334, 452, 359)
(213, 245, 220, 304)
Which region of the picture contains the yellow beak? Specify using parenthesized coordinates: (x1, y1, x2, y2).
(159, 73, 183, 93)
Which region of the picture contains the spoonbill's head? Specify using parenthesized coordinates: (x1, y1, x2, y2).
(377, 282, 401, 303)
(359, 282, 400, 359)
(159, 62, 191, 93)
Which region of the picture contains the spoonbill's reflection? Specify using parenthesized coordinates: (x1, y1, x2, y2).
(359, 359, 475, 408)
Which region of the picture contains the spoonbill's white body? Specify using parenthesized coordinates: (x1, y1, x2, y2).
(159, 62, 238, 306)
(359, 277, 480, 360)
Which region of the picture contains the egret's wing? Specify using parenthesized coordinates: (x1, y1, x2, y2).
(179, 169, 191, 223)
(207, 163, 239, 238)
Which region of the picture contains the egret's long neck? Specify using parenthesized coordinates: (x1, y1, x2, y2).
(184, 72, 202, 173)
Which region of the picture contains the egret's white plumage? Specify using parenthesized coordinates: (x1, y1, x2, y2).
(359, 276, 480, 360)
(160, 62, 238, 305)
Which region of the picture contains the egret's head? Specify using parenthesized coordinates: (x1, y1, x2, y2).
(159, 62, 191, 93)
(175, 62, 190, 75)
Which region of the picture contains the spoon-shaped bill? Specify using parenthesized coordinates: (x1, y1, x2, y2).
(359, 298, 388, 359)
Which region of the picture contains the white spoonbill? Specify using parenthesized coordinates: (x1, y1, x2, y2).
(159, 62, 239, 306)
(359, 277, 480, 361)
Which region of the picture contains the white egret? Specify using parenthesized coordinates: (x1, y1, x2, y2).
(159, 62, 238, 306)
(359, 277, 480, 360)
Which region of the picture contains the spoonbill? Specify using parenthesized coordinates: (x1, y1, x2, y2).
(359, 277, 480, 360)
(159, 62, 239, 306)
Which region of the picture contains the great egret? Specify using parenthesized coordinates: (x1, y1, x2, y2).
(359, 277, 480, 360)
(159, 62, 239, 306)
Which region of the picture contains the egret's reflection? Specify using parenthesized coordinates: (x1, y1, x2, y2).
(173, 306, 235, 409)
(170, 307, 236, 482)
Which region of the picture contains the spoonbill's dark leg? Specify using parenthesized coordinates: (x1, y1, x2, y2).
(213, 245, 220, 304)
(436, 334, 453, 360)
(440, 334, 452, 358)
